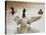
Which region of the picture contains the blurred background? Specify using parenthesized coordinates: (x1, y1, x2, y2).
(5, 1, 45, 34)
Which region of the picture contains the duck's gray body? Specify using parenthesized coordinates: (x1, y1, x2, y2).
(14, 16, 41, 33)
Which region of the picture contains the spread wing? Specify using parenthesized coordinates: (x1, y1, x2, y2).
(13, 16, 20, 25)
(28, 16, 41, 25)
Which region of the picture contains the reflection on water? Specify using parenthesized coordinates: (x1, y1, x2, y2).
(16, 26, 39, 34)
